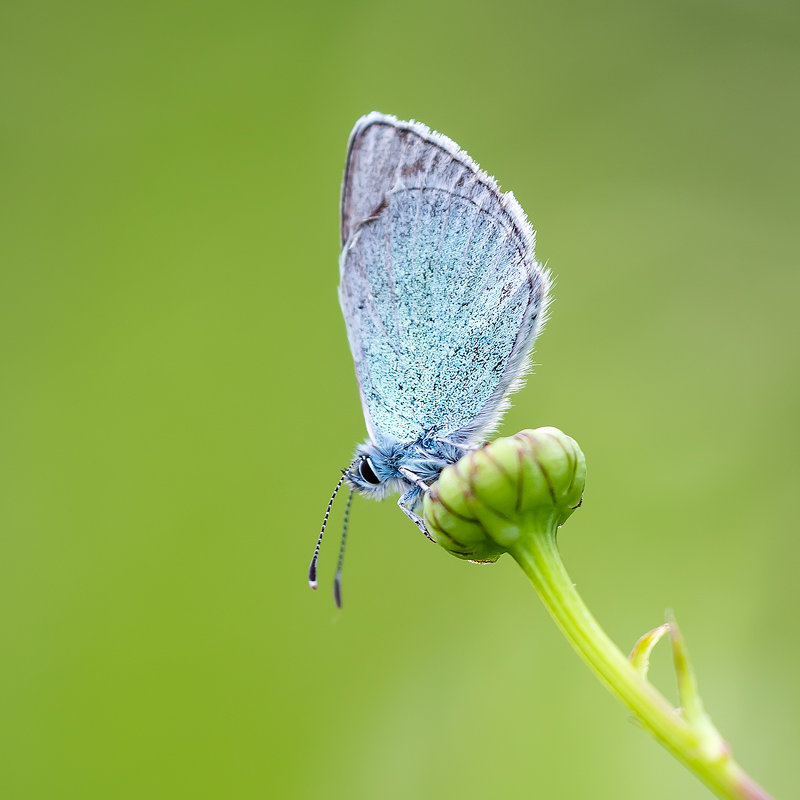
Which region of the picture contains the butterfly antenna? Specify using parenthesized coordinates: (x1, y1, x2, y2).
(333, 487, 354, 608)
(308, 467, 352, 590)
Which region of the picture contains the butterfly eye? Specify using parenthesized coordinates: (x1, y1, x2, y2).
(358, 457, 381, 486)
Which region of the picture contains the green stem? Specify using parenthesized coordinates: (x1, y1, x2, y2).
(510, 527, 773, 800)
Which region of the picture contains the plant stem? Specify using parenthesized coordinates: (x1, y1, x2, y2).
(510, 527, 774, 800)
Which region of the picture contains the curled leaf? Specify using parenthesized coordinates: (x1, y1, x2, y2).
(629, 623, 670, 678)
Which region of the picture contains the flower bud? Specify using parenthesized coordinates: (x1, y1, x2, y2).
(423, 427, 586, 562)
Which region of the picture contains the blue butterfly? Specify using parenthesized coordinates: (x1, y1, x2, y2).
(310, 112, 550, 605)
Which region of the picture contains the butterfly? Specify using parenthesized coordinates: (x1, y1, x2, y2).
(310, 112, 550, 606)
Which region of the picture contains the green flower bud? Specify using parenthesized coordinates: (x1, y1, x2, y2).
(424, 427, 586, 562)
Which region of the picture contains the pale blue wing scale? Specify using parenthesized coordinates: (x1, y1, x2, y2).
(339, 113, 550, 444)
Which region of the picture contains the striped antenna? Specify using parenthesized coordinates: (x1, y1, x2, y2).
(308, 464, 354, 590)
(333, 488, 354, 608)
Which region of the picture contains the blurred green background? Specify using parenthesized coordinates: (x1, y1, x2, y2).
(1, 1, 798, 798)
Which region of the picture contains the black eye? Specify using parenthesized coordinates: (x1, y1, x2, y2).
(358, 457, 381, 485)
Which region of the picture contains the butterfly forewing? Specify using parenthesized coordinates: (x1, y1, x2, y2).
(339, 113, 549, 444)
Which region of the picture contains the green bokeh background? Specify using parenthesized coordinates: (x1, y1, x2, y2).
(2, 1, 798, 798)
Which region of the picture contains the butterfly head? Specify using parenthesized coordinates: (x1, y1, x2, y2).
(345, 442, 407, 499)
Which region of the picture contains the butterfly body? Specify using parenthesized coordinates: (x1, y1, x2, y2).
(338, 112, 550, 532)
(347, 431, 468, 534)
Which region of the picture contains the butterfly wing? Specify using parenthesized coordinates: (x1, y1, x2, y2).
(339, 112, 550, 443)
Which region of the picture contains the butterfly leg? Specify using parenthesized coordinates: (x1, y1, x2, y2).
(434, 437, 481, 453)
(398, 490, 435, 542)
